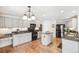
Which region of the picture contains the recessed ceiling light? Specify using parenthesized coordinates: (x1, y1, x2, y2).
(66, 17, 69, 19)
(42, 14, 46, 17)
(60, 10, 64, 13)
(72, 10, 76, 13)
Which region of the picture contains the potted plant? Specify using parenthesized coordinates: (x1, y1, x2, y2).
(64, 27, 69, 35)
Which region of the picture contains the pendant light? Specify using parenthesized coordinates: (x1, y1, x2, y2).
(31, 14, 36, 20)
(23, 14, 27, 20)
(23, 6, 36, 21)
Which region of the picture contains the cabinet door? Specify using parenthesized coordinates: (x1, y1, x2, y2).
(0, 16, 5, 28)
(12, 18, 19, 28)
(0, 37, 12, 48)
(66, 18, 77, 30)
(62, 39, 79, 53)
(25, 33, 32, 42)
(18, 19, 23, 28)
(13, 33, 32, 47)
(5, 17, 12, 28)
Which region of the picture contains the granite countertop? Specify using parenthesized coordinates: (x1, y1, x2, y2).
(12, 31, 31, 35)
(0, 30, 41, 39)
(0, 31, 31, 39)
(63, 35, 79, 42)
(0, 34, 12, 39)
(12, 30, 41, 35)
(42, 32, 53, 34)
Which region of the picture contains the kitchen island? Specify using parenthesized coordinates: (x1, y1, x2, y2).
(62, 35, 79, 53)
(0, 31, 32, 48)
(12, 31, 32, 47)
(0, 34, 13, 48)
(41, 32, 53, 46)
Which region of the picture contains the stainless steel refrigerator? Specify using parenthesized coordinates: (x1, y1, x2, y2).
(56, 24, 65, 38)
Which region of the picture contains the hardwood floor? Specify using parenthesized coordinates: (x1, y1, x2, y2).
(0, 38, 62, 53)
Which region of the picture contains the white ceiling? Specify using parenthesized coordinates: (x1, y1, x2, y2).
(0, 6, 79, 20)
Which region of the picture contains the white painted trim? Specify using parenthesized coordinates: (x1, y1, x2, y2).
(0, 14, 21, 19)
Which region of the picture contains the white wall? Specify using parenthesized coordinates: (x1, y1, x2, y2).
(56, 19, 65, 24)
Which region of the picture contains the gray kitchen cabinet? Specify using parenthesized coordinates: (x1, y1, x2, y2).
(13, 33, 32, 47)
(62, 38, 79, 53)
(0, 37, 12, 48)
(11, 18, 19, 28)
(5, 17, 12, 28)
(0, 16, 5, 28)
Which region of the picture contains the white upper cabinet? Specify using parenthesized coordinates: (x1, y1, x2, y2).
(0, 16, 5, 28)
(78, 15, 79, 33)
(0, 15, 41, 28)
(65, 16, 77, 31)
(11, 18, 19, 28)
(18, 19, 23, 28)
(0, 16, 20, 28)
(5, 17, 12, 28)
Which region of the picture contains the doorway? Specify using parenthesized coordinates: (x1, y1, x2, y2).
(56, 24, 65, 38)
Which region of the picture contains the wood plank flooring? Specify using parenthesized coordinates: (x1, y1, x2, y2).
(0, 38, 62, 53)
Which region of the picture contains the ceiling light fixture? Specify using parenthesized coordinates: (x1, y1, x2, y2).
(23, 6, 36, 21)
(42, 14, 46, 17)
(23, 14, 27, 20)
(60, 10, 64, 13)
(66, 17, 69, 19)
(72, 10, 76, 13)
